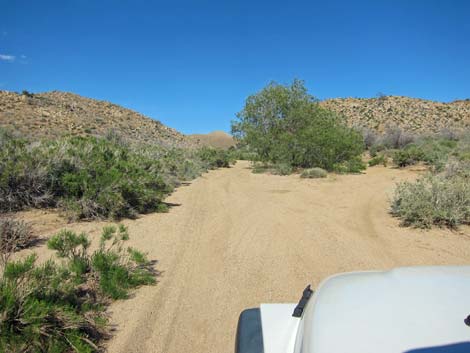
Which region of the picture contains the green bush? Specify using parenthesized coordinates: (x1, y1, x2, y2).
(197, 147, 234, 169)
(48, 225, 155, 299)
(369, 143, 386, 157)
(231, 79, 365, 171)
(0, 135, 170, 219)
(393, 146, 426, 167)
(272, 163, 293, 175)
(300, 167, 328, 178)
(392, 135, 468, 169)
(333, 156, 367, 174)
(251, 162, 270, 174)
(1, 254, 106, 353)
(0, 132, 233, 220)
(227, 145, 259, 161)
(0, 136, 54, 211)
(0, 225, 155, 352)
(391, 167, 470, 228)
(368, 154, 387, 167)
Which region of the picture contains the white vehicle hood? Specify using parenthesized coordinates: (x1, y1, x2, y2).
(297, 266, 470, 353)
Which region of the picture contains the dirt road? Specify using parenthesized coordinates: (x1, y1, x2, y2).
(98, 161, 469, 353)
(22, 161, 470, 353)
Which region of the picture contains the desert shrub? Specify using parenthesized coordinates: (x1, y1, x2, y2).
(0, 217, 35, 254)
(272, 163, 293, 175)
(231, 79, 364, 171)
(380, 125, 416, 149)
(21, 90, 34, 98)
(0, 254, 106, 353)
(392, 136, 463, 169)
(227, 145, 259, 161)
(0, 136, 54, 212)
(0, 225, 154, 352)
(391, 163, 470, 228)
(135, 146, 197, 187)
(333, 156, 367, 174)
(300, 167, 327, 178)
(196, 147, 234, 169)
(438, 128, 459, 141)
(0, 132, 235, 219)
(0, 135, 170, 219)
(104, 128, 128, 147)
(368, 154, 387, 167)
(443, 160, 470, 178)
(369, 143, 386, 157)
(48, 225, 155, 300)
(452, 132, 470, 161)
(360, 128, 378, 149)
(51, 137, 170, 219)
(393, 146, 426, 167)
(0, 128, 17, 149)
(251, 162, 271, 174)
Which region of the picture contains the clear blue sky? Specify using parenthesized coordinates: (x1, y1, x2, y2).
(1, 0, 469, 134)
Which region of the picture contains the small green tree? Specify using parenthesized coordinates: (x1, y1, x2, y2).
(231, 79, 364, 171)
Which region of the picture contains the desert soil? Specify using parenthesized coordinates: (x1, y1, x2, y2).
(19, 160, 470, 353)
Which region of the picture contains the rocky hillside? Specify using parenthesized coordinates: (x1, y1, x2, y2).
(320, 96, 470, 133)
(189, 130, 236, 149)
(0, 90, 199, 148)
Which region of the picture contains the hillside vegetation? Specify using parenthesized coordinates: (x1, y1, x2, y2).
(0, 130, 233, 220)
(0, 90, 199, 148)
(321, 96, 470, 133)
(388, 134, 470, 228)
(0, 91, 236, 352)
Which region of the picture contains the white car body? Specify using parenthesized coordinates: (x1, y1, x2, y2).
(236, 266, 470, 353)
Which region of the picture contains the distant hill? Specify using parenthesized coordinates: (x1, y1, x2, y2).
(189, 130, 236, 149)
(0, 90, 199, 148)
(320, 96, 470, 133)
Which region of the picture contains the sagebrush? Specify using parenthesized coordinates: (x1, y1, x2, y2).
(0, 217, 35, 255)
(391, 162, 470, 228)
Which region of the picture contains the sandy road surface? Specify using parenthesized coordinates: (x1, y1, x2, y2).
(20, 161, 470, 353)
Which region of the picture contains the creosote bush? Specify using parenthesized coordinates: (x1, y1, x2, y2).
(300, 168, 328, 178)
(0, 225, 155, 352)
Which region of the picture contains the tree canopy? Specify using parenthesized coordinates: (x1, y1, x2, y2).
(231, 80, 364, 171)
